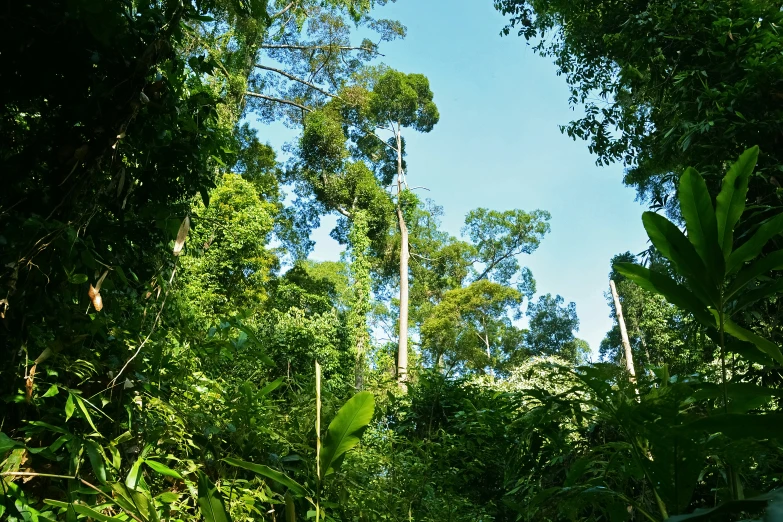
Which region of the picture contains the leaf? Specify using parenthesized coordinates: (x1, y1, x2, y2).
(667, 487, 783, 521)
(319, 391, 375, 480)
(65, 393, 75, 421)
(720, 315, 783, 364)
(285, 491, 296, 522)
(197, 471, 233, 522)
(727, 212, 783, 273)
(716, 146, 758, 259)
(73, 394, 99, 433)
(679, 167, 724, 280)
(726, 249, 783, 298)
(642, 212, 717, 305)
(126, 445, 151, 489)
(42, 384, 59, 398)
(222, 457, 308, 497)
(68, 273, 89, 284)
(259, 377, 285, 397)
(173, 215, 190, 257)
(110, 482, 159, 522)
(613, 263, 714, 327)
(144, 459, 183, 479)
(730, 278, 783, 313)
(0, 432, 23, 455)
(44, 500, 124, 522)
(84, 440, 107, 483)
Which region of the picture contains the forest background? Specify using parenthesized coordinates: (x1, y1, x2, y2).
(3, 0, 783, 521)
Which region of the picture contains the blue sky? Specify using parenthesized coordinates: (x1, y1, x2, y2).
(252, 0, 651, 355)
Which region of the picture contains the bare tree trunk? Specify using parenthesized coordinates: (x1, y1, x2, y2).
(610, 280, 637, 383)
(395, 124, 409, 390)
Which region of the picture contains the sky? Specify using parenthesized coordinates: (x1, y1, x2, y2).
(251, 0, 651, 356)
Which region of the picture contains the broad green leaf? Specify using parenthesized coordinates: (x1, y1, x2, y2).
(668, 487, 783, 521)
(144, 459, 183, 479)
(721, 315, 783, 364)
(222, 457, 308, 497)
(68, 273, 89, 284)
(197, 471, 233, 522)
(42, 384, 59, 398)
(0, 432, 23, 455)
(126, 445, 151, 489)
(679, 167, 724, 280)
(613, 263, 714, 327)
(319, 391, 375, 480)
(259, 377, 285, 397)
(73, 394, 99, 433)
(285, 491, 296, 522)
(727, 212, 783, 273)
(726, 249, 783, 298)
(730, 278, 783, 313)
(715, 146, 758, 258)
(84, 440, 107, 483)
(642, 212, 717, 305)
(44, 500, 124, 522)
(65, 393, 75, 421)
(110, 482, 159, 522)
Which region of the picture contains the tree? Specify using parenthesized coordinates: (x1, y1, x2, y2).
(421, 280, 524, 374)
(525, 294, 588, 363)
(495, 0, 783, 214)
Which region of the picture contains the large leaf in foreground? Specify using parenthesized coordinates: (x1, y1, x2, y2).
(642, 212, 716, 305)
(197, 471, 232, 522)
(319, 391, 375, 480)
(613, 263, 713, 327)
(223, 457, 308, 497)
(679, 167, 723, 280)
(715, 145, 757, 258)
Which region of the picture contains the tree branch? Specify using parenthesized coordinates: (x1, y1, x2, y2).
(260, 44, 381, 56)
(255, 63, 341, 101)
(245, 92, 312, 112)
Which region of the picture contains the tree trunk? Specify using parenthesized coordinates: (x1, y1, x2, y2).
(610, 280, 637, 383)
(395, 124, 409, 389)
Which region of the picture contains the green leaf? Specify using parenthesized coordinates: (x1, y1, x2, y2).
(730, 278, 783, 313)
(84, 440, 107, 483)
(727, 212, 783, 273)
(197, 471, 233, 522)
(222, 457, 308, 497)
(44, 500, 124, 522)
(679, 167, 724, 280)
(259, 377, 285, 397)
(715, 146, 758, 259)
(285, 491, 296, 522)
(613, 263, 714, 327)
(642, 212, 717, 305)
(143, 459, 183, 479)
(65, 393, 75, 421)
(319, 391, 375, 480)
(720, 315, 783, 365)
(0, 432, 23, 455)
(42, 384, 59, 398)
(726, 249, 783, 298)
(667, 487, 783, 521)
(110, 482, 159, 522)
(73, 394, 99, 433)
(126, 445, 151, 489)
(68, 273, 89, 284)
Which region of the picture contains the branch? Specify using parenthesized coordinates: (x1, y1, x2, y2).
(260, 44, 381, 56)
(271, 1, 295, 19)
(255, 63, 341, 100)
(245, 92, 312, 112)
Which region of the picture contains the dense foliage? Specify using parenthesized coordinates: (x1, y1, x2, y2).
(3, 1, 783, 521)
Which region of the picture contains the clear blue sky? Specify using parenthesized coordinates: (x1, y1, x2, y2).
(252, 0, 651, 355)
